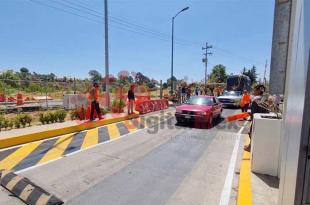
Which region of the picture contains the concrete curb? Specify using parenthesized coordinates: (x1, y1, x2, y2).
(0, 113, 139, 149)
(0, 170, 63, 205)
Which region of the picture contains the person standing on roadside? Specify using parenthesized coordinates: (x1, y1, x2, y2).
(240, 90, 251, 113)
(195, 86, 199, 96)
(127, 84, 135, 115)
(181, 86, 186, 103)
(90, 82, 102, 121)
(244, 85, 269, 151)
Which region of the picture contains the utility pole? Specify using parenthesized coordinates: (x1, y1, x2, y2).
(263, 60, 268, 86)
(104, 0, 110, 109)
(202, 42, 212, 89)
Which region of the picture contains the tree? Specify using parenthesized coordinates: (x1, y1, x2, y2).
(88, 70, 102, 82)
(242, 65, 257, 85)
(166, 76, 177, 87)
(209, 64, 227, 83)
(134, 72, 150, 85)
(163, 82, 168, 89)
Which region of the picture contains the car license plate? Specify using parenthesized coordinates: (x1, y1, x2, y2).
(185, 114, 190, 119)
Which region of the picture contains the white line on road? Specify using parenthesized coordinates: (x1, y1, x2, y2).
(219, 121, 248, 205)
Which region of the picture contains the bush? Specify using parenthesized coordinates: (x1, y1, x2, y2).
(55, 110, 67, 122)
(20, 114, 32, 128)
(39, 113, 46, 124)
(8, 120, 14, 129)
(40, 110, 67, 124)
(14, 118, 21, 129)
(100, 108, 109, 115)
(70, 109, 80, 120)
(48, 112, 57, 123)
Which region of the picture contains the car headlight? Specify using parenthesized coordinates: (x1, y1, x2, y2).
(197, 111, 207, 115)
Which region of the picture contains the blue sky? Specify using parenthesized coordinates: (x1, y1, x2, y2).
(0, 0, 274, 82)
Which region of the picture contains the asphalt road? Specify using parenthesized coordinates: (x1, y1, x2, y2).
(0, 107, 247, 205)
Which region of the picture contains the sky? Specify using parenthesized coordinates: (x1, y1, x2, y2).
(0, 0, 275, 82)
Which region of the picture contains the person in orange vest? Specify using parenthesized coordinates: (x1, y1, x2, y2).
(240, 90, 251, 113)
(89, 82, 102, 121)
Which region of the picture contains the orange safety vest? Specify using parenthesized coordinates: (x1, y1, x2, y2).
(89, 87, 99, 101)
(240, 94, 251, 107)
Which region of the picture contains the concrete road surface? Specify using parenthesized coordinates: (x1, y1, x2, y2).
(0, 108, 247, 205)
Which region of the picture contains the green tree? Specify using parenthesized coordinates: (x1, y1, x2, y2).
(209, 64, 227, 83)
(19, 67, 30, 87)
(134, 72, 150, 85)
(88, 70, 102, 82)
(167, 76, 177, 87)
(242, 65, 257, 85)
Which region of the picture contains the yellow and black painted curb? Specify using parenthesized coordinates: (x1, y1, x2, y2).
(0, 113, 139, 149)
(0, 170, 63, 205)
(0, 112, 173, 172)
(236, 136, 252, 205)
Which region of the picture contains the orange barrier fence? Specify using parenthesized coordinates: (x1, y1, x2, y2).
(135, 99, 168, 114)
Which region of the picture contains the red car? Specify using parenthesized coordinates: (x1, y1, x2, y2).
(175, 96, 223, 128)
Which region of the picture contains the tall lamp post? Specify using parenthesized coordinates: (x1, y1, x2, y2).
(170, 6, 189, 94)
(104, 0, 110, 109)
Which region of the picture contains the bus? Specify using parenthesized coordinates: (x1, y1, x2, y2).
(226, 75, 251, 92)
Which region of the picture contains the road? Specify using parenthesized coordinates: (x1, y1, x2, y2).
(0, 107, 248, 205)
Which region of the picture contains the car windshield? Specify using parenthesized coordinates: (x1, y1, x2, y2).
(186, 97, 213, 105)
(222, 91, 241, 96)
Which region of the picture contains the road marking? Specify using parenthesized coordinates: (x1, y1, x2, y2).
(0, 142, 42, 170)
(15, 112, 175, 173)
(37, 134, 74, 165)
(219, 121, 248, 205)
(123, 120, 138, 133)
(0, 110, 175, 173)
(81, 128, 99, 149)
(237, 136, 252, 205)
(107, 124, 121, 140)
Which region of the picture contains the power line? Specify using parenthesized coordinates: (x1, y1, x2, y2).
(29, 0, 266, 65)
(28, 0, 103, 24)
(52, 0, 202, 46)
(30, 0, 199, 47)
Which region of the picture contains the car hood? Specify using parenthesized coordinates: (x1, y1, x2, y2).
(176, 104, 212, 112)
(217, 95, 241, 100)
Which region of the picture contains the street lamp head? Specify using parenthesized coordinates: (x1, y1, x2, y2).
(181, 7, 190, 12)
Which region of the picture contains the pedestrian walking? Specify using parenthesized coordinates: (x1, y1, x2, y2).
(89, 82, 102, 121)
(187, 87, 191, 99)
(177, 86, 182, 104)
(127, 84, 135, 115)
(181, 86, 186, 103)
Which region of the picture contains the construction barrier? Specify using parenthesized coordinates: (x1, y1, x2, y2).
(226, 112, 250, 122)
(16, 93, 24, 105)
(135, 99, 168, 114)
(0, 94, 5, 102)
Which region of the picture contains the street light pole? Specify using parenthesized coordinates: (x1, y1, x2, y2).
(170, 17, 175, 94)
(104, 0, 110, 109)
(170, 6, 189, 95)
